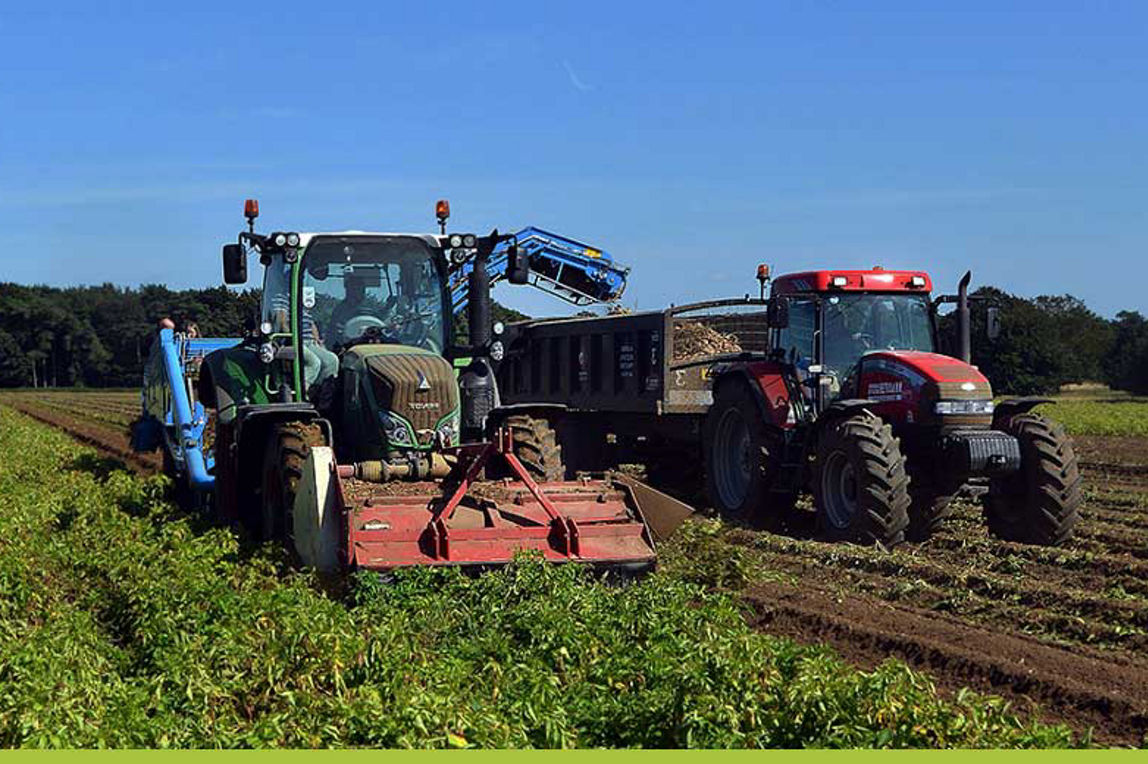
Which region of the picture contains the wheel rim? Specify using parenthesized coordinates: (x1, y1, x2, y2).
(713, 407, 753, 511)
(821, 450, 858, 529)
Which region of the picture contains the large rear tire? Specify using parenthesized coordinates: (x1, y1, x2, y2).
(703, 383, 794, 530)
(504, 414, 565, 482)
(983, 413, 1081, 546)
(812, 412, 909, 548)
(260, 422, 325, 542)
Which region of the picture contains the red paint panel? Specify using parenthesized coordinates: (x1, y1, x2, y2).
(865, 350, 990, 388)
(745, 360, 795, 429)
(771, 270, 932, 294)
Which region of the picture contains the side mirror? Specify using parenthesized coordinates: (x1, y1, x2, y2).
(506, 242, 530, 285)
(986, 305, 1001, 341)
(223, 243, 247, 284)
(767, 296, 789, 329)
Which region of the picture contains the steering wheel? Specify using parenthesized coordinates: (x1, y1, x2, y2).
(342, 314, 388, 344)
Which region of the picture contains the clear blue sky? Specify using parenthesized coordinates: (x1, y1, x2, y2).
(0, 2, 1144, 318)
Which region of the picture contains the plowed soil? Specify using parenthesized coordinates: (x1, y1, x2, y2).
(699, 435, 1148, 746)
(743, 581, 1148, 746)
(0, 391, 159, 473)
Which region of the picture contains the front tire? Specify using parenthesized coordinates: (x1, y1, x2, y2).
(984, 413, 1081, 546)
(812, 412, 910, 548)
(905, 467, 957, 541)
(260, 422, 324, 542)
(703, 383, 794, 530)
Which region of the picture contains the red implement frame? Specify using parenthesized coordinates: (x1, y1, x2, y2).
(341, 429, 657, 571)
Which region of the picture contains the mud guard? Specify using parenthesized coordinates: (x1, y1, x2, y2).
(712, 368, 784, 429)
(993, 397, 1053, 427)
(824, 399, 878, 419)
(198, 342, 271, 424)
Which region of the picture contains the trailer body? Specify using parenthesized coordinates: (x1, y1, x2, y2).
(498, 299, 770, 415)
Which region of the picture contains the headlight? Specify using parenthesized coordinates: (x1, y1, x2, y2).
(449, 234, 463, 248)
(380, 413, 414, 446)
(489, 340, 504, 362)
(934, 400, 995, 415)
(258, 343, 276, 364)
(273, 233, 287, 247)
(462, 234, 476, 247)
(286, 232, 300, 247)
(436, 417, 460, 448)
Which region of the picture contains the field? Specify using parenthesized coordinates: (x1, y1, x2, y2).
(1, 389, 1146, 746)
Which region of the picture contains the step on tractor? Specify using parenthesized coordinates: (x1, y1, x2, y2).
(133, 199, 691, 574)
(494, 267, 1083, 548)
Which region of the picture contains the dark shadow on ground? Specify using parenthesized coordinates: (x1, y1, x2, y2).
(67, 453, 133, 481)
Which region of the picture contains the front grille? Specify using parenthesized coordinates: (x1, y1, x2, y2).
(366, 353, 459, 436)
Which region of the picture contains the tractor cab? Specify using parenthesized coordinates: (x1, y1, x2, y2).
(210, 202, 511, 466)
(768, 269, 938, 404)
(764, 268, 1001, 432)
(252, 233, 452, 398)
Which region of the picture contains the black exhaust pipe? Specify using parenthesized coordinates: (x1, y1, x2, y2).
(468, 247, 492, 350)
(459, 239, 496, 440)
(957, 270, 972, 364)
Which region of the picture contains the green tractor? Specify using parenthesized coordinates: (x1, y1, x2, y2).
(194, 199, 673, 573)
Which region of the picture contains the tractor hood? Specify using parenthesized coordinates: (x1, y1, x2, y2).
(339, 345, 461, 459)
(856, 350, 993, 427)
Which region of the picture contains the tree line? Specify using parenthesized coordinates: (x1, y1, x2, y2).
(0, 281, 1143, 394)
(942, 288, 1147, 395)
(0, 283, 527, 389)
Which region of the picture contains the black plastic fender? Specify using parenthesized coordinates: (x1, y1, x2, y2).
(824, 398, 878, 419)
(993, 397, 1053, 428)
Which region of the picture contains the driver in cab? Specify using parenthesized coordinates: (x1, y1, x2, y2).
(327, 276, 370, 348)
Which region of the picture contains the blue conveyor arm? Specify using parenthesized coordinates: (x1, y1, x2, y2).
(136, 329, 240, 491)
(450, 227, 629, 315)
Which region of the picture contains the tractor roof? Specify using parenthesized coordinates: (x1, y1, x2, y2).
(295, 232, 442, 249)
(771, 269, 933, 295)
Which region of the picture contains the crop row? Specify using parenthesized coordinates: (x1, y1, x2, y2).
(0, 405, 1077, 749)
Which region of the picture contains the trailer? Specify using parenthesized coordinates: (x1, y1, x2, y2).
(495, 298, 773, 472)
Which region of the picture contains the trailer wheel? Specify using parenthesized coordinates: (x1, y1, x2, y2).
(983, 413, 1081, 546)
(704, 383, 794, 529)
(260, 422, 325, 542)
(813, 412, 909, 548)
(504, 414, 565, 482)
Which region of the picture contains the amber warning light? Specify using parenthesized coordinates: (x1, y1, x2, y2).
(434, 198, 449, 230)
(244, 198, 259, 220)
(756, 264, 771, 299)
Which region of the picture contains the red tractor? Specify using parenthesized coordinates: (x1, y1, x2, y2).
(703, 267, 1082, 547)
